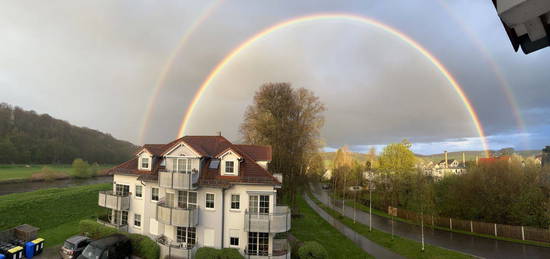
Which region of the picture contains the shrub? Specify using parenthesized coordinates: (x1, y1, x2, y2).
(298, 241, 328, 259)
(79, 219, 160, 259)
(72, 158, 91, 178)
(195, 247, 243, 259)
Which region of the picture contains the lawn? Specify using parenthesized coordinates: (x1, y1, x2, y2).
(0, 164, 111, 182)
(291, 194, 374, 258)
(307, 191, 473, 259)
(0, 183, 111, 247)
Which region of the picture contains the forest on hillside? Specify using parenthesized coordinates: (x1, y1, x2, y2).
(0, 103, 137, 164)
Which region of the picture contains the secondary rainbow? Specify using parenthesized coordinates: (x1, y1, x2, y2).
(176, 13, 491, 156)
(138, 0, 224, 144)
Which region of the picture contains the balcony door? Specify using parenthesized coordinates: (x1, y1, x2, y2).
(173, 158, 191, 173)
(115, 184, 129, 196)
(247, 232, 269, 256)
(178, 191, 197, 209)
(249, 195, 270, 215)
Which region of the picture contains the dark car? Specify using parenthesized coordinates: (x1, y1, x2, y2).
(77, 234, 131, 259)
(60, 235, 91, 259)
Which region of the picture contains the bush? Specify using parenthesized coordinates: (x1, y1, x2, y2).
(72, 158, 92, 178)
(195, 247, 243, 259)
(298, 241, 328, 259)
(79, 219, 160, 259)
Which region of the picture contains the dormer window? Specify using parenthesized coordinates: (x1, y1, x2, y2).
(141, 157, 150, 169)
(225, 161, 234, 173)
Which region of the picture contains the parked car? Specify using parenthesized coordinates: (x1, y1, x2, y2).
(60, 235, 91, 259)
(77, 234, 131, 259)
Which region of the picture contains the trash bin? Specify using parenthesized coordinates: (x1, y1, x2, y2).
(0, 246, 22, 259)
(24, 242, 34, 259)
(31, 238, 43, 255)
(0, 253, 5, 259)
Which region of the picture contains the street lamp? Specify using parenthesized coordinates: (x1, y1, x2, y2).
(367, 182, 376, 231)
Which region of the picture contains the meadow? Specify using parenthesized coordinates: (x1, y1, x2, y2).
(0, 164, 111, 182)
(0, 183, 111, 247)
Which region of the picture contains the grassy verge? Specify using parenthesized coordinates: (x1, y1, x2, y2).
(344, 199, 550, 248)
(0, 183, 111, 247)
(291, 194, 374, 258)
(0, 164, 112, 182)
(307, 191, 473, 259)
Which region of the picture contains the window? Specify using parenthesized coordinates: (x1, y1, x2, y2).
(121, 211, 128, 225)
(247, 232, 268, 256)
(160, 159, 166, 167)
(176, 227, 196, 245)
(225, 161, 234, 173)
(173, 158, 191, 173)
(115, 184, 129, 196)
(249, 195, 270, 214)
(151, 188, 159, 201)
(230, 237, 239, 247)
(178, 191, 197, 209)
(231, 194, 240, 210)
(209, 159, 220, 169)
(135, 185, 142, 198)
(134, 214, 141, 227)
(141, 157, 149, 169)
(206, 193, 215, 209)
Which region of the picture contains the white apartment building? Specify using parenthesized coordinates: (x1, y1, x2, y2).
(97, 135, 291, 259)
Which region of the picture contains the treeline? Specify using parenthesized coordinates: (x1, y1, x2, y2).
(328, 142, 550, 229)
(0, 103, 137, 164)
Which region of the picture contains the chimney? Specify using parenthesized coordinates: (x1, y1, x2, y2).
(444, 151, 448, 168)
(462, 152, 466, 165)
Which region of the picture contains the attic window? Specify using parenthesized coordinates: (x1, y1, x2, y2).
(209, 159, 220, 169)
(141, 157, 149, 169)
(225, 161, 234, 173)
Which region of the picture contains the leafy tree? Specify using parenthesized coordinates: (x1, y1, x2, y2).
(307, 153, 326, 181)
(240, 83, 325, 209)
(72, 158, 91, 178)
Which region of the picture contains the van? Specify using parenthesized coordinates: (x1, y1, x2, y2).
(77, 234, 131, 259)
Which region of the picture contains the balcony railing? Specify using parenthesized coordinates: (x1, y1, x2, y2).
(157, 236, 197, 259)
(96, 218, 128, 232)
(156, 202, 199, 227)
(244, 239, 290, 259)
(158, 169, 199, 190)
(98, 191, 130, 210)
(244, 206, 291, 233)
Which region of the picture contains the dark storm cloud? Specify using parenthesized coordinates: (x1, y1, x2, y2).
(2, 0, 550, 153)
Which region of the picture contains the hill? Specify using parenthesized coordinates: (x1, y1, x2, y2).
(0, 103, 137, 164)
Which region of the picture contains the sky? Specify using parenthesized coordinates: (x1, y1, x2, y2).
(1, 0, 550, 155)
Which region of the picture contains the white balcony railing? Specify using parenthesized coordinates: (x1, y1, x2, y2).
(245, 239, 290, 259)
(158, 170, 199, 190)
(157, 236, 197, 259)
(96, 218, 128, 232)
(244, 206, 291, 233)
(98, 191, 130, 210)
(156, 202, 199, 227)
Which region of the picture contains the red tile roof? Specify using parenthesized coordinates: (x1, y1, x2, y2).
(107, 135, 280, 186)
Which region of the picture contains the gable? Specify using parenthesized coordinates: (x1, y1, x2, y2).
(164, 142, 201, 157)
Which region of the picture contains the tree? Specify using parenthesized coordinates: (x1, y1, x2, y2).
(307, 153, 326, 181)
(378, 140, 415, 175)
(72, 158, 91, 178)
(240, 83, 325, 209)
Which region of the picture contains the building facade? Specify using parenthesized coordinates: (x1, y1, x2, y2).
(97, 135, 290, 258)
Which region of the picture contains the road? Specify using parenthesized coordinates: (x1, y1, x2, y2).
(311, 183, 550, 259)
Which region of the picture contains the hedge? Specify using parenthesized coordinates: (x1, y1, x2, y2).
(195, 247, 244, 259)
(298, 241, 328, 259)
(79, 219, 160, 259)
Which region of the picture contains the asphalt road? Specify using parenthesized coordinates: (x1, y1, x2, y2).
(311, 183, 550, 259)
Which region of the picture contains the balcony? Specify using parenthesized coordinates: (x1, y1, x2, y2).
(157, 236, 197, 259)
(244, 206, 291, 233)
(156, 202, 199, 227)
(245, 239, 290, 259)
(96, 217, 128, 232)
(159, 170, 199, 190)
(98, 191, 130, 210)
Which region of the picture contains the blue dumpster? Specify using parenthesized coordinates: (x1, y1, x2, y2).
(24, 242, 34, 259)
(0, 253, 5, 259)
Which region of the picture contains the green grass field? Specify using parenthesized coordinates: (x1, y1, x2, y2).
(307, 191, 473, 259)
(0, 183, 111, 247)
(291, 194, 374, 258)
(0, 164, 111, 182)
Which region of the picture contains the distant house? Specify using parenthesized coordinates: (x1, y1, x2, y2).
(478, 156, 512, 165)
(429, 151, 466, 178)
